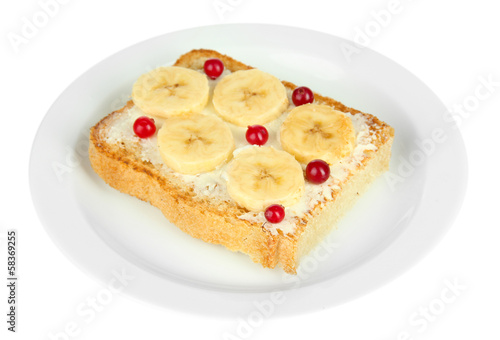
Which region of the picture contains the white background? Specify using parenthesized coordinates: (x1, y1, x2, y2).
(1, 0, 499, 339)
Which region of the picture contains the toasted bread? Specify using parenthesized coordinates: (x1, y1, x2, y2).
(89, 49, 394, 274)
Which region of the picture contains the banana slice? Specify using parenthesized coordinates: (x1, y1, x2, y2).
(212, 69, 288, 127)
(280, 104, 356, 164)
(226, 146, 305, 211)
(157, 113, 234, 175)
(132, 66, 209, 118)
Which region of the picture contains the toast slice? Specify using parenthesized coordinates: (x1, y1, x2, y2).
(89, 49, 394, 274)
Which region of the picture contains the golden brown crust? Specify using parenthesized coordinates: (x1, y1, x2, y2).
(175, 48, 254, 72)
(89, 49, 394, 274)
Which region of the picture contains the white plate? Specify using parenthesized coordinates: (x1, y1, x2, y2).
(30, 24, 467, 316)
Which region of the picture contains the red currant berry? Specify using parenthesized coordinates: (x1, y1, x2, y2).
(204, 58, 224, 79)
(265, 204, 285, 223)
(133, 116, 156, 138)
(245, 125, 269, 146)
(292, 86, 314, 106)
(305, 159, 330, 184)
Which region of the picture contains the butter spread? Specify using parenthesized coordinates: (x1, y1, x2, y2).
(105, 70, 377, 236)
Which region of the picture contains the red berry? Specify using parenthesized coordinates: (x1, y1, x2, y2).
(133, 116, 156, 138)
(245, 125, 269, 146)
(292, 86, 314, 106)
(265, 204, 285, 223)
(305, 159, 330, 184)
(204, 58, 224, 79)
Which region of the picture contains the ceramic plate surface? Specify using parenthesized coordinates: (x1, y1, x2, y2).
(30, 24, 467, 316)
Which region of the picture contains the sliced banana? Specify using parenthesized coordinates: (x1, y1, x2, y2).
(132, 66, 209, 118)
(280, 104, 356, 164)
(212, 69, 288, 127)
(157, 113, 234, 175)
(226, 146, 305, 211)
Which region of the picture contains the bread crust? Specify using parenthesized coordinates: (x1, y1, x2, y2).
(89, 49, 394, 274)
